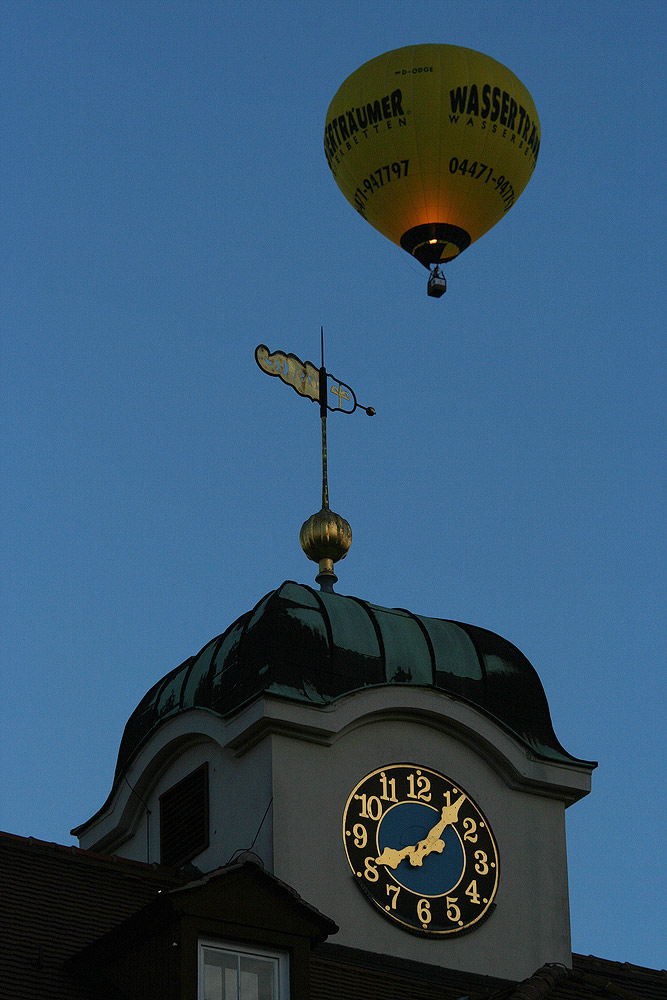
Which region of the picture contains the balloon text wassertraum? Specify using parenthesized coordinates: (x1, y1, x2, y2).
(325, 44, 540, 271)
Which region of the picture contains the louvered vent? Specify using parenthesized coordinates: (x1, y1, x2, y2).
(159, 762, 209, 867)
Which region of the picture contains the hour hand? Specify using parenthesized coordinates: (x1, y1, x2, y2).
(376, 836, 446, 870)
(376, 794, 466, 869)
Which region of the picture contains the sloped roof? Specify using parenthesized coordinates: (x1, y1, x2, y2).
(112, 581, 595, 791)
(310, 941, 509, 999)
(573, 955, 667, 1000)
(309, 945, 667, 1000)
(166, 852, 338, 937)
(472, 956, 667, 999)
(0, 831, 186, 1000)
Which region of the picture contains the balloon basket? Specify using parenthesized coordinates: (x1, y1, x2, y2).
(427, 268, 447, 298)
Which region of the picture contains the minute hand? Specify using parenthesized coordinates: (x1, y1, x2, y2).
(376, 794, 466, 870)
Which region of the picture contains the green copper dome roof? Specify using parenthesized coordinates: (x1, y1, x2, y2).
(115, 581, 590, 781)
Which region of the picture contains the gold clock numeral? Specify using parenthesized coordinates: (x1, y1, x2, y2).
(474, 850, 489, 875)
(417, 898, 432, 924)
(355, 793, 383, 820)
(385, 884, 400, 910)
(463, 817, 478, 842)
(465, 879, 481, 904)
(406, 772, 432, 802)
(379, 772, 398, 802)
(352, 823, 367, 849)
(446, 896, 461, 922)
(364, 856, 379, 882)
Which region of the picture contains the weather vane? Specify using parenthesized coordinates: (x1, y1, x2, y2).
(255, 329, 374, 592)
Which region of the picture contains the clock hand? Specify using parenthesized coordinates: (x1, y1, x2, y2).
(376, 794, 466, 869)
(436, 793, 466, 834)
(405, 793, 466, 867)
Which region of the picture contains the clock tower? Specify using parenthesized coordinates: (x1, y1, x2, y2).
(73, 578, 594, 982)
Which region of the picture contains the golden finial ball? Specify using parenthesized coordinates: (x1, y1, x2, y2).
(300, 507, 352, 566)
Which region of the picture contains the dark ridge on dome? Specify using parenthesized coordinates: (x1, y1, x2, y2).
(114, 582, 594, 783)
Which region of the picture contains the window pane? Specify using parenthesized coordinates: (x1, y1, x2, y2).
(240, 955, 276, 1000)
(203, 948, 238, 1000)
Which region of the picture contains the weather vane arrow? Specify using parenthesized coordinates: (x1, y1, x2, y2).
(255, 329, 375, 593)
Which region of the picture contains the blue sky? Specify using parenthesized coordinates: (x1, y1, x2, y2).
(1, 0, 665, 971)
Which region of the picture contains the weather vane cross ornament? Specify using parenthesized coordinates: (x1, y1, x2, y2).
(255, 329, 375, 592)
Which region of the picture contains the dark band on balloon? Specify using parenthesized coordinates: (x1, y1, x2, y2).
(400, 223, 472, 268)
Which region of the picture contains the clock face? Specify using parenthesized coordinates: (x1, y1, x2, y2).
(342, 763, 499, 937)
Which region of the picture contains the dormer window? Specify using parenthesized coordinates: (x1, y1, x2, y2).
(199, 939, 289, 999)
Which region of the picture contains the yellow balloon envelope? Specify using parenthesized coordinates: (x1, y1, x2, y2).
(325, 44, 540, 268)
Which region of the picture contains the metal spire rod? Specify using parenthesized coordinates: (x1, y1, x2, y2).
(321, 414, 329, 510)
(319, 327, 329, 510)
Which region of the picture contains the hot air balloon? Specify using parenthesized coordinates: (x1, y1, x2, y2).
(324, 44, 540, 296)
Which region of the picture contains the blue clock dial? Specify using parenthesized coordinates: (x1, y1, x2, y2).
(377, 802, 465, 895)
